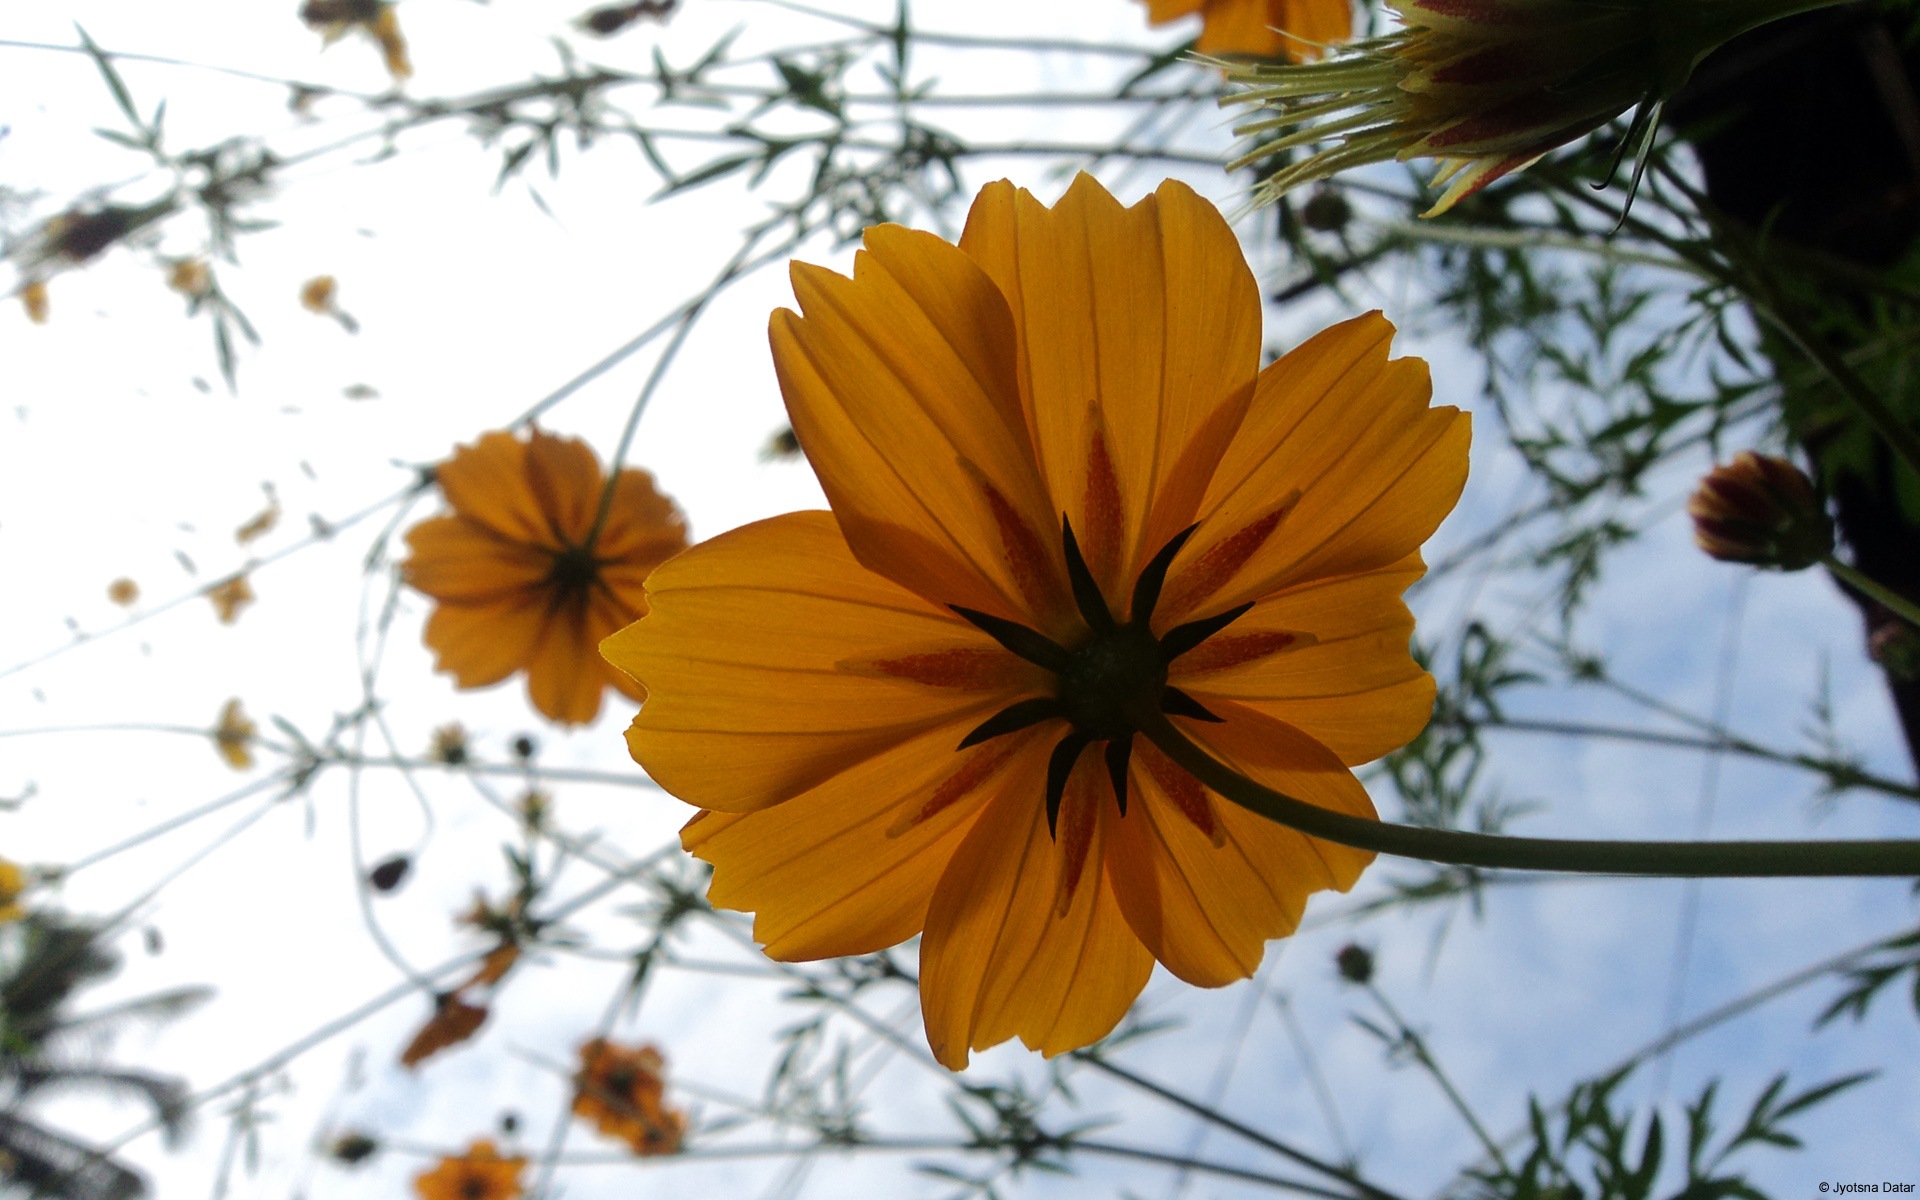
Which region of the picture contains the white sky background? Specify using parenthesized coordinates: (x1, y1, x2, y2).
(1, 1, 1917, 1197)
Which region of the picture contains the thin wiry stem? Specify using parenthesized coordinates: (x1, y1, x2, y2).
(1074, 1054, 1407, 1200)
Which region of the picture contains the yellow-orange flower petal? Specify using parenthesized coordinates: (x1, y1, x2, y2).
(1143, 0, 1352, 61)
(404, 428, 687, 726)
(682, 723, 1045, 960)
(1160, 313, 1468, 619)
(956, 176, 1263, 602)
(1169, 554, 1434, 765)
(611, 175, 1469, 1070)
(1104, 705, 1373, 987)
(771, 225, 1058, 628)
(604, 510, 1045, 814)
(920, 761, 1153, 1070)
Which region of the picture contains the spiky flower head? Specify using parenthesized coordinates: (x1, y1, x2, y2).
(1223, 0, 1836, 216)
(1688, 451, 1833, 571)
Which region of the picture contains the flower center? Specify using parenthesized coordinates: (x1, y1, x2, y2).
(1057, 624, 1164, 742)
(949, 518, 1251, 836)
(547, 545, 601, 593)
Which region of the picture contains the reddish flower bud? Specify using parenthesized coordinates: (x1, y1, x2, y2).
(1688, 452, 1833, 571)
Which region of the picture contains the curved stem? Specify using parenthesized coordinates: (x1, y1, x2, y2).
(1827, 554, 1920, 631)
(1133, 709, 1920, 878)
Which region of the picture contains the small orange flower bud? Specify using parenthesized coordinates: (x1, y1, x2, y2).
(107, 578, 140, 606)
(1688, 452, 1833, 571)
(300, 275, 337, 313)
(20, 281, 49, 324)
(214, 699, 257, 770)
(167, 258, 212, 298)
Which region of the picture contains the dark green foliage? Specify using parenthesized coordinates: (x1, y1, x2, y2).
(1, 914, 205, 1200)
(1458, 1067, 1871, 1200)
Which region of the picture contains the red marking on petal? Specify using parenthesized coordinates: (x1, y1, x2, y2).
(977, 476, 1059, 617)
(1053, 776, 1097, 916)
(1173, 630, 1302, 675)
(1161, 502, 1291, 619)
(1082, 427, 1124, 587)
(1137, 739, 1220, 845)
(888, 736, 1028, 836)
(865, 647, 1026, 690)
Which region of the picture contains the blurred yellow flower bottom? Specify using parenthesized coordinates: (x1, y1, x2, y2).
(604, 175, 1469, 1069)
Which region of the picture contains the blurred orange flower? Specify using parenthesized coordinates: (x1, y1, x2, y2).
(404, 429, 688, 726)
(301, 0, 412, 81)
(413, 1139, 524, 1200)
(1141, 0, 1350, 60)
(604, 175, 1468, 1068)
(214, 699, 256, 770)
(107, 578, 140, 606)
(206, 574, 255, 624)
(571, 1039, 685, 1155)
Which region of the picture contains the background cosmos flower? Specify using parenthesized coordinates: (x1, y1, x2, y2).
(411, 1139, 525, 1200)
(1140, 0, 1352, 60)
(603, 174, 1469, 1069)
(404, 429, 688, 726)
(571, 1039, 687, 1155)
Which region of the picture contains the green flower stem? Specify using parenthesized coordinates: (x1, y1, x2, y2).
(1133, 709, 1920, 878)
(1826, 555, 1920, 631)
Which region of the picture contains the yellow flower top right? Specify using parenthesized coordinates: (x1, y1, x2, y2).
(1142, 0, 1352, 61)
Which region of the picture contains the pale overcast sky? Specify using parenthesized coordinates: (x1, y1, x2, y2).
(2, 2, 1915, 1197)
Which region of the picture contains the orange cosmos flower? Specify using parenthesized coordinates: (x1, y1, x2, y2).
(602, 174, 1469, 1069)
(1142, 0, 1352, 61)
(571, 1039, 686, 1155)
(412, 1139, 524, 1200)
(403, 429, 689, 726)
